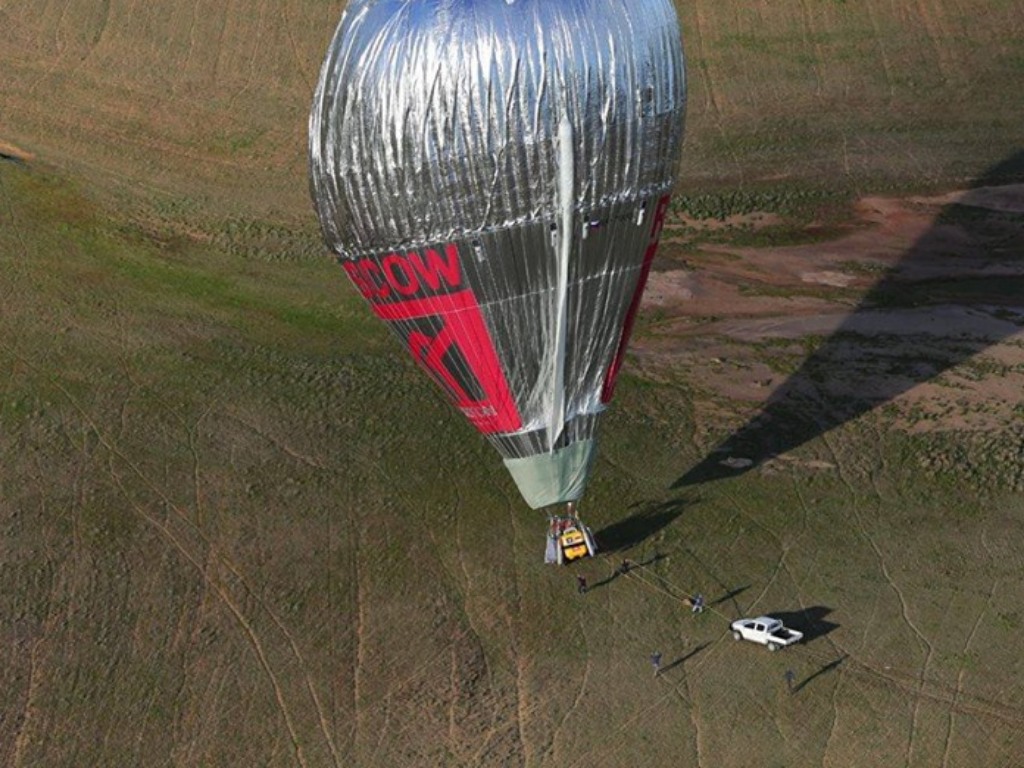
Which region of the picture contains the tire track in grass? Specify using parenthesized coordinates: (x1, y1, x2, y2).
(403, 481, 532, 765)
(54, 0, 72, 56)
(209, 416, 351, 764)
(942, 528, 1007, 768)
(820, 666, 843, 768)
(864, 0, 895, 106)
(159, 402, 345, 764)
(75, 402, 313, 762)
(496, 483, 547, 763)
(802, 483, 849, 766)
(181, 0, 202, 79)
(0, 165, 33, 312)
(797, 0, 825, 101)
(281, 2, 314, 93)
(497, 487, 531, 766)
(823, 430, 934, 766)
(720, 478, 800, 618)
(352, 449, 504, 766)
(451, 487, 510, 767)
(103, 471, 309, 767)
(68, 0, 111, 77)
(689, 0, 743, 180)
(335, 499, 361, 757)
(229, 0, 268, 108)
(562, 671, 694, 768)
(111, 342, 217, 766)
(470, 483, 525, 766)
(794, 460, 1024, 740)
(8, 414, 97, 767)
(350, 490, 430, 767)
(913, 0, 955, 86)
(416, 494, 473, 763)
(544, 607, 591, 766)
(9, 620, 48, 768)
(689, 0, 721, 118)
(171, 545, 220, 768)
(446, 633, 460, 761)
(679, 656, 705, 768)
(260, 432, 469, 762)
(23, 360, 348, 767)
(353, 625, 475, 764)
(827, 434, 946, 765)
(184, 405, 216, 528)
(939, 574, 998, 768)
(788, 475, 846, 765)
(804, 637, 1024, 728)
(212, 0, 228, 84)
(862, 475, 935, 766)
(26, 0, 74, 95)
(450, 492, 475, 762)
(390, 487, 479, 766)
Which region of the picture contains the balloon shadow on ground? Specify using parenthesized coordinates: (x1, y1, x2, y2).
(594, 496, 692, 553)
(768, 605, 839, 643)
(673, 150, 1024, 487)
(794, 655, 847, 693)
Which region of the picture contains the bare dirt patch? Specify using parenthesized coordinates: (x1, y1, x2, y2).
(638, 184, 1024, 433)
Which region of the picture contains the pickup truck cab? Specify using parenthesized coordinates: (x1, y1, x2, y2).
(730, 616, 803, 651)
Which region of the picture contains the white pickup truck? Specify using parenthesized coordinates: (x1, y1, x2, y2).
(730, 616, 804, 651)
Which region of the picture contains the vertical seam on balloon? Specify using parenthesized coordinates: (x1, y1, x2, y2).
(549, 112, 574, 452)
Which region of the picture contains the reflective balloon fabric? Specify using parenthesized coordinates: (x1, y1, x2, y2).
(310, 0, 686, 508)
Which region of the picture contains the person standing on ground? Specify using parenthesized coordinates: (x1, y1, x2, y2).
(691, 593, 705, 614)
(785, 669, 796, 693)
(651, 651, 662, 677)
(576, 574, 588, 594)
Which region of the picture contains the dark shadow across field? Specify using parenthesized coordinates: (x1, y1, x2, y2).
(674, 150, 1024, 487)
(594, 495, 691, 552)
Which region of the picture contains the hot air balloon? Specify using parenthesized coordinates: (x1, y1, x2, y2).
(309, 0, 687, 534)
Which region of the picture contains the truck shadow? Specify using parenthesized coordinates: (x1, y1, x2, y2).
(672, 149, 1024, 488)
(768, 605, 838, 643)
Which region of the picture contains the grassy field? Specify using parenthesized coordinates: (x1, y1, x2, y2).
(2, 1, 1024, 766)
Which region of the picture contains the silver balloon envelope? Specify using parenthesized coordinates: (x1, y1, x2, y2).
(310, 0, 686, 509)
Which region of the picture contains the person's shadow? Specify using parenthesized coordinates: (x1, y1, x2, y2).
(674, 150, 1024, 486)
(794, 655, 847, 693)
(661, 642, 710, 675)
